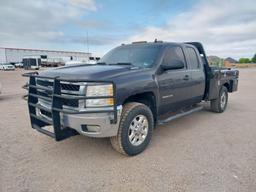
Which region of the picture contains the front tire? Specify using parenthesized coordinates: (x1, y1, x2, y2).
(210, 86, 228, 113)
(110, 102, 154, 156)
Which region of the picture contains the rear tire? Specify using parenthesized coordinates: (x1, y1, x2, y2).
(110, 102, 154, 156)
(211, 86, 228, 113)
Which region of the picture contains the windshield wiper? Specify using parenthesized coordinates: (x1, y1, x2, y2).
(96, 62, 107, 65)
(108, 62, 136, 67)
(114, 62, 133, 65)
(96, 62, 137, 67)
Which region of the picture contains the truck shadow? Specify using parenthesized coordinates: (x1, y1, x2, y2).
(50, 134, 122, 159)
(36, 102, 227, 160)
(151, 106, 215, 143)
(0, 93, 25, 101)
(50, 106, 215, 159)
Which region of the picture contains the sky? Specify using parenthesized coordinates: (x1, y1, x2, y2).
(0, 0, 255, 59)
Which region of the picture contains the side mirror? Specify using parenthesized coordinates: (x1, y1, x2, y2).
(161, 60, 184, 70)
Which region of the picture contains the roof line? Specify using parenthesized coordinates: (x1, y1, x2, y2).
(0, 46, 91, 54)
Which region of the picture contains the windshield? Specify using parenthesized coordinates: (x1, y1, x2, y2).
(99, 45, 162, 68)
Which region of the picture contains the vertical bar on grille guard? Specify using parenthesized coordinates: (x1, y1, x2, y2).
(51, 78, 62, 141)
(28, 76, 38, 128)
(52, 78, 78, 141)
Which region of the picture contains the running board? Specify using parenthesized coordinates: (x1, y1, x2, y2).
(157, 106, 203, 125)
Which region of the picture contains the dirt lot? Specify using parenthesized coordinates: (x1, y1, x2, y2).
(0, 68, 256, 192)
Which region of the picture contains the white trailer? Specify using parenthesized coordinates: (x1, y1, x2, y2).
(23, 56, 41, 70)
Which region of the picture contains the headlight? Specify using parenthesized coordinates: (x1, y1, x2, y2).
(86, 84, 114, 107)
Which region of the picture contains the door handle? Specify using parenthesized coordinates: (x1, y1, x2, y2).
(183, 75, 190, 80)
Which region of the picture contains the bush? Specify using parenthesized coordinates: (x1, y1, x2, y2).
(239, 58, 251, 63)
(251, 54, 256, 63)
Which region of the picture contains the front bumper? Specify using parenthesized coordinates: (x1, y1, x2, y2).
(38, 104, 122, 138)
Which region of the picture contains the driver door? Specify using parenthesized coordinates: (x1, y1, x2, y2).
(157, 46, 192, 114)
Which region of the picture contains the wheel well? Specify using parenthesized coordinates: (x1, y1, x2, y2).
(123, 92, 157, 122)
(223, 82, 231, 92)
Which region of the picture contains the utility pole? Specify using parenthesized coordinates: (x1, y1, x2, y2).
(5, 48, 7, 63)
(86, 31, 89, 54)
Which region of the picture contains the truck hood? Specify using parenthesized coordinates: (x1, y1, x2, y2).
(39, 64, 139, 80)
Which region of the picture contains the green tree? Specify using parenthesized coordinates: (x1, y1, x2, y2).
(251, 54, 256, 63)
(239, 58, 251, 63)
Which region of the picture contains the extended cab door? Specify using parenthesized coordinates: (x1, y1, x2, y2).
(156, 45, 193, 115)
(184, 46, 206, 103)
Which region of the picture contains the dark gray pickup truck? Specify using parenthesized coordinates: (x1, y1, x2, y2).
(23, 41, 239, 156)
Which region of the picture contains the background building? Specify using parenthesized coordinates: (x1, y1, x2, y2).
(0, 47, 91, 64)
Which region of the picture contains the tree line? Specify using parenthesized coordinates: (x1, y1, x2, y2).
(239, 54, 256, 63)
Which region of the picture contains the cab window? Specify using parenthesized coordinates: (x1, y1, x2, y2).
(186, 47, 200, 69)
(162, 46, 186, 69)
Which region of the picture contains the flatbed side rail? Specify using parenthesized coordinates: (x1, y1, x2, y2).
(22, 72, 118, 141)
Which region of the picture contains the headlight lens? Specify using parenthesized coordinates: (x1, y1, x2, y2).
(86, 84, 114, 107)
(86, 84, 113, 97)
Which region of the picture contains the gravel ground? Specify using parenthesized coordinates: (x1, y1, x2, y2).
(0, 68, 256, 192)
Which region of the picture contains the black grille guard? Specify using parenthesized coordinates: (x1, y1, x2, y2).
(22, 72, 118, 141)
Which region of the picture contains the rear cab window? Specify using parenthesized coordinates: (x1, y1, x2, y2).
(186, 47, 201, 70)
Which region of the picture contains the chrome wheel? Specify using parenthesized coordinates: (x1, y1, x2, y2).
(220, 91, 227, 109)
(128, 115, 149, 146)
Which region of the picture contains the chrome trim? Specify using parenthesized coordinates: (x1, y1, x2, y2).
(37, 100, 116, 113)
(162, 94, 174, 99)
(36, 107, 52, 122)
